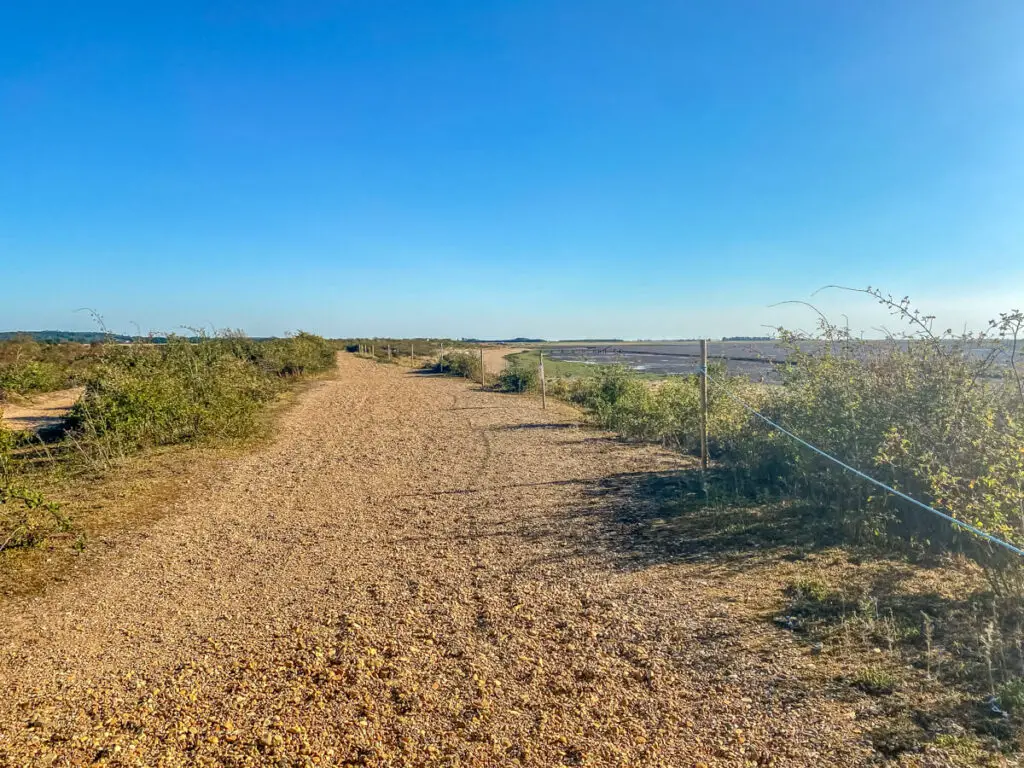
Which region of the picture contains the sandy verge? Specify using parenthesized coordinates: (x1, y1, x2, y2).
(481, 346, 526, 375)
(1, 387, 84, 433)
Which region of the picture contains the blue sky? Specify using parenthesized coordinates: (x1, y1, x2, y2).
(2, 1, 1022, 339)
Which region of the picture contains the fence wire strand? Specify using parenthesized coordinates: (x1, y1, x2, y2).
(701, 366, 1024, 559)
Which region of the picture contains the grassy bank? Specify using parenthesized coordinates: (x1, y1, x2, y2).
(0, 332, 335, 568)
(507, 348, 673, 381)
(505, 349, 598, 379)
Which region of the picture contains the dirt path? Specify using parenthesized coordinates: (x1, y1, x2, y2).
(0, 355, 871, 766)
(1, 387, 84, 432)
(482, 346, 525, 375)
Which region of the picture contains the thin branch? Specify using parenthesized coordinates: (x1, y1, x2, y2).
(814, 285, 938, 340)
(768, 300, 834, 332)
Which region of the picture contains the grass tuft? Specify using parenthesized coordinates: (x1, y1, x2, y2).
(851, 666, 899, 695)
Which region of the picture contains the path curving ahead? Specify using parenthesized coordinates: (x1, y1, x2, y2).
(0, 354, 869, 766)
(1, 387, 84, 433)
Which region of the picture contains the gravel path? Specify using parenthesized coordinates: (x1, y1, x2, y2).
(0, 355, 871, 766)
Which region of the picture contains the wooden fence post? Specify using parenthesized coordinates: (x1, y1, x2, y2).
(539, 350, 546, 410)
(410, 341, 415, 359)
(388, 344, 392, 361)
(440, 343, 444, 371)
(700, 339, 709, 471)
(480, 347, 486, 385)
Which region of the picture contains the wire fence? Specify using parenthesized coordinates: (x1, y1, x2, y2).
(701, 365, 1024, 559)
(422, 341, 1024, 561)
(409, 339, 1024, 736)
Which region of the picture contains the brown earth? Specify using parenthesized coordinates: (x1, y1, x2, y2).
(0, 354, 884, 766)
(482, 346, 526, 375)
(1, 387, 84, 433)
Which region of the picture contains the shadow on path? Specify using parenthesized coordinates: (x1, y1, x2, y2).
(499, 423, 577, 431)
(536, 467, 847, 573)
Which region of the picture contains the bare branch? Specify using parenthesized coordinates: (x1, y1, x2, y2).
(768, 300, 835, 333)
(813, 285, 938, 340)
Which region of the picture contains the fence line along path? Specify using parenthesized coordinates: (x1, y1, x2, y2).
(0, 353, 872, 766)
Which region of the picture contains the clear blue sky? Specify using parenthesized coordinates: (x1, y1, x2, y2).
(2, 1, 1022, 339)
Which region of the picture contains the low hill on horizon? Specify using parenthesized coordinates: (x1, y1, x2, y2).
(0, 330, 133, 343)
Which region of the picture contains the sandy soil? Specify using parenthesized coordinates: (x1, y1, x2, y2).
(481, 346, 525, 375)
(0, 387, 84, 433)
(0, 355, 873, 766)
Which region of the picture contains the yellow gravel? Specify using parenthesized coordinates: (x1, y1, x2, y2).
(0, 354, 872, 766)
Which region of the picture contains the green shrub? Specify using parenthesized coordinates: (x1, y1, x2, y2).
(998, 678, 1024, 713)
(724, 298, 1024, 586)
(554, 364, 755, 453)
(851, 666, 899, 695)
(0, 336, 102, 399)
(525, 291, 1024, 590)
(0, 483, 70, 552)
(786, 577, 830, 603)
(498, 365, 538, 393)
(256, 332, 336, 376)
(0, 332, 335, 552)
(0, 361, 66, 398)
(436, 351, 482, 381)
(217, 331, 335, 378)
(66, 332, 335, 462)
(68, 336, 271, 456)
(1, 427, 70, 553)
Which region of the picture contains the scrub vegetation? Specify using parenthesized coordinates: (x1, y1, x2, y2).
(549, 290, 1024, 586)
(0, 336, 103, 399)
(1, 331, 335, 558)
(410, 288, 1024, 757)
(339, 338, 466, 362)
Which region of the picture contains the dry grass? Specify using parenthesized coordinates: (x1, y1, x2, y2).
(0, 377, 320, 599)
(0, 444, 221, 598)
